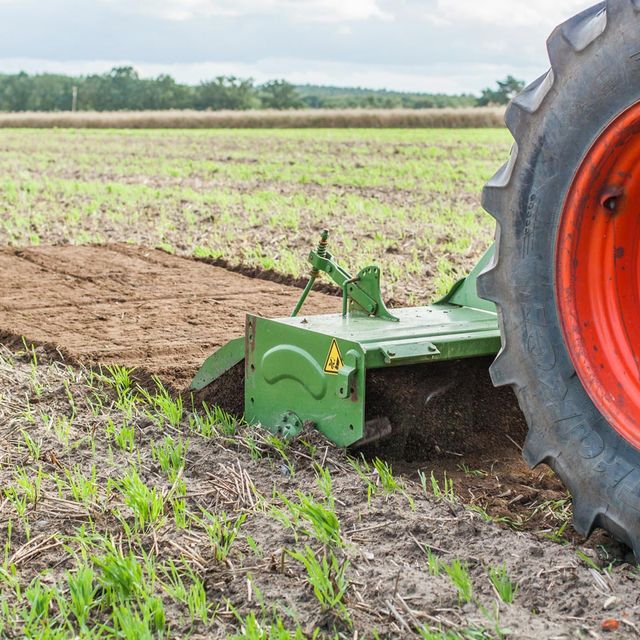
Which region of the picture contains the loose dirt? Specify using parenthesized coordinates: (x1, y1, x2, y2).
(362, 360, 583, 538)
(0, 243, 617, 545)
(2, 347, 639, 639)
(0, 243, 339, 390)
(2, 243, 640, 637)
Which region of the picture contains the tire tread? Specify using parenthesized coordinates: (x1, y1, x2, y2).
(479, 0, 640, 555)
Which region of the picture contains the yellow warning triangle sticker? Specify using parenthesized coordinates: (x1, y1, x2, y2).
(323, 339, 344, 375)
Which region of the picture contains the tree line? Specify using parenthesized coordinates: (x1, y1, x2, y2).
(0, 67, 524, 112)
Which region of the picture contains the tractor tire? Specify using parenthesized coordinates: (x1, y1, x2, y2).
(479, 0, 640, 556)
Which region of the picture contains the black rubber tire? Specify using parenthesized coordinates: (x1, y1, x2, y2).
(478, 0, 640, 556)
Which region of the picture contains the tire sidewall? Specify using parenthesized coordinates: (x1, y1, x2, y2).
(503, 16, 640, 543)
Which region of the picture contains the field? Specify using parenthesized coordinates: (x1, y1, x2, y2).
(1, 128, 639, 639)
(0, 128, 510, 303)
(0, 108, 505, 130)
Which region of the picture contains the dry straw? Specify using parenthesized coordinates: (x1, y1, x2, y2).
(0, 107, 505, 129)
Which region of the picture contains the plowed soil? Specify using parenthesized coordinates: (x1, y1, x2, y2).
(2, 242, 638, 637)
(0, 243, 339, 389)
(1, 243, 581, 539)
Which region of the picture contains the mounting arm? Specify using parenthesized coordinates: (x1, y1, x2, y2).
(291, 230, 399, 322)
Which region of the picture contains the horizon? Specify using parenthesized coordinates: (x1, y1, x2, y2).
(0, 0, 595, 94)
(0, 66, 488, 96)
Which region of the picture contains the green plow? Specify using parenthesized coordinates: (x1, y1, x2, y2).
(190, 232, 499, 447)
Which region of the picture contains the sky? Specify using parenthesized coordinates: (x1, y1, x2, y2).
(0, 0, 596, 94)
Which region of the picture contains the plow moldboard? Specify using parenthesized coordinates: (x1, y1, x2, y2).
(0, 244, 340, 389)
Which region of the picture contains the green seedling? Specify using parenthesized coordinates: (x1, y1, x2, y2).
(22, 577, 56, 634)
(111, 597, 166, 640)
(419, 627, 493, 640)
(66, 564, 97, 631)
(424, 470, 456, 503)
(443, 559, 473, 604)
(117, 467, 165, 530)
(374, 458, 415, 508)
(373, 458, 398, 493)
(543, 518, 570, 544)
(151, 435, 189, 482)
(99, 364, 139, 416)
(314, 464, 334, 507)
(293, 493, 341, 545)
(51, 415, 73, 446)
(576, 549, 602, 572)
(161, 559, 210, 624)
(4, 488, 29, 533)
(271, 490, 342, 547)
(200, 510, 247, 562)
(246, 536, 263, 558)
(64, 464, 98, 506)
(24, 340, 44, 397)
(92, 539, 150, 605)
(415, 539, 448, 579)
(106, 418, 136, 452)
(265, 434, 295, 476)
(244, 434, 262, 461)
(465, 503, 519, 529)
(422, 545, 443, 577)
(288, 545, 350, 622)
(189, 402, 238, 437)
(20, 429, 42, 461)
(488, 564, 517, 604)
(139, 377, 183, 427)
(115, 422, 135, 452)
(14, 465, 43, 504)
(349, 455, 376, 504)
(170, 479, 189, 529)
(85, 390, 105, 418)
(457, 463, 488, 478)
(349, 455, 413, 507)
(230, 611, 313, 640)
(3, 520, 13, 570)
(63, 378, 77, 420)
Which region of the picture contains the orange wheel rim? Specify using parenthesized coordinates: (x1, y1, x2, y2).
(557, 102, 640, 449)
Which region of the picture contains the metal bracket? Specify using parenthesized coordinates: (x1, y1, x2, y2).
(348, 266, 398, 322)
(292, 230, 399, 322)
(379, 340, 440, 365)
(336, 349, 360, 399)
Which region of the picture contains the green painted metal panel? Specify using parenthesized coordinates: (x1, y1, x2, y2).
(266, 304, 500, 369)
(243, 301, 499, 445)
(189, 336, 245, 392)
(188, 242, 501, 447)
(244, 315, 366, 447)
(439, 245, 496, 312)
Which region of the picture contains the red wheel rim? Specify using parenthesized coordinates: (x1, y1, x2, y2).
(557, 102, 640, 450)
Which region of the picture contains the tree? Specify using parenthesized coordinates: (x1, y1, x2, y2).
(195, 76, 259, 110)
(259, 80, 302, 109)
(477, 75, 525, 106)
(0, 72, 32, 111)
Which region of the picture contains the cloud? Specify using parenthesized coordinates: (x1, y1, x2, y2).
(432, 0, 591, 28)
(0, 0, 597, 92)
(100, 0, 391, 23)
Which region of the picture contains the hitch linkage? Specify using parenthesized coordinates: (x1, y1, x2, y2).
(291, 230, 398, 322)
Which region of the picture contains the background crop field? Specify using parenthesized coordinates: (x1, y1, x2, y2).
(0, 108, 505, 130)
(3, 127, 640, 639)
(0, 127, 512, 303)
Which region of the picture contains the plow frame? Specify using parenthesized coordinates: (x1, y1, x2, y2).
(191, 245, 501, 447)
